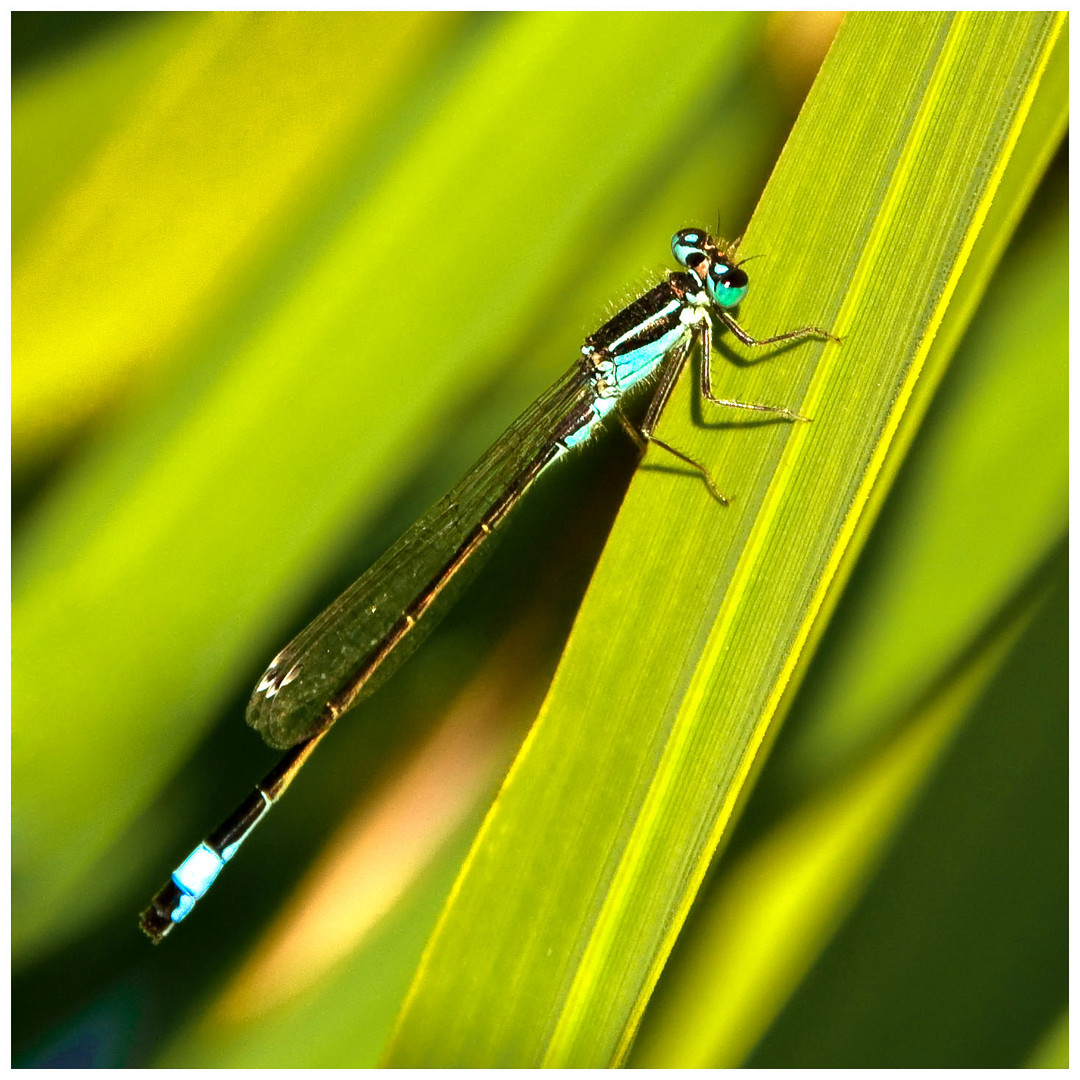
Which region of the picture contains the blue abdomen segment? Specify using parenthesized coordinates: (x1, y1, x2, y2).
(140, 786, 274, 939)
(166, 789, 273, 923)
(170, 842, 227, 922)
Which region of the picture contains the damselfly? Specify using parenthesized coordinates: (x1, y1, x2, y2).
(139, 227, 837, 942)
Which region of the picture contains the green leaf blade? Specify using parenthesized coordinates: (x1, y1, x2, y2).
(385, 12, 1064, 1066)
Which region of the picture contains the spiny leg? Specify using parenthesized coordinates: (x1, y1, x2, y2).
(641, 338, 692, 436)
(718, 309, 841, 348)
(615, 404, 728, 506)
(701, 314, 821, 422)
(620, 339, 728, 502)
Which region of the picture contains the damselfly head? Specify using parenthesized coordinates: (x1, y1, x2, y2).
(672, 228, 749, 306)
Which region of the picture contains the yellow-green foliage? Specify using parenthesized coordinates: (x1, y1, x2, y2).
(13, 12, 1065, 1068)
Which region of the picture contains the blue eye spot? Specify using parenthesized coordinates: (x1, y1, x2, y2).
(671, 228, 708, 269)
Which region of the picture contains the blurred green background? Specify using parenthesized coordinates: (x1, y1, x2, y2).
(12, 12, 1065, 1066)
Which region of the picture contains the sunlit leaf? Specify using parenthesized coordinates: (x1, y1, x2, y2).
(386, 13, 1065, 1066)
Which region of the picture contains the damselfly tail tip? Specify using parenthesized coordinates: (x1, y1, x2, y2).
(139, 912, 171, 945)
(139, 884, 181, 944)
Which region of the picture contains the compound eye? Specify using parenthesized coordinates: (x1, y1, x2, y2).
(671, 228, 708, 271)
(706, 263, 749, 309)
